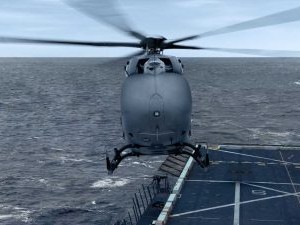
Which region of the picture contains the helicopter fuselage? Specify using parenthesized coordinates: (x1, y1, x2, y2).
(121, 54, 192, 155)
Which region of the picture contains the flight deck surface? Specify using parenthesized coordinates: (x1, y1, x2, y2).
(165, 146, 300, 225)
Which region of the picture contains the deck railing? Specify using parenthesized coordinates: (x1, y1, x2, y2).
(113, 175, 172, 225)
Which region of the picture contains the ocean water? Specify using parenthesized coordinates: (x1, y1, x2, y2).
(0, 58, 300, 224)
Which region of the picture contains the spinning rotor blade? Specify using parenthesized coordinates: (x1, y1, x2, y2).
(164, 44, 202, 50)
(198, 6, 300, 38)
(201, 47, 300, 57)
(64, 0, 146, 40)
(124, 49, 146, 58)
(96, 50, 146, 66)
(164, 35, 199, 46)
(0, 36, 141, 48)
(163, 6, 300, 47)
(164, 43, 300, 57)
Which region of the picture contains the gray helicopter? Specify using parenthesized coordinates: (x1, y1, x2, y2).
(2, 1, 300, 173)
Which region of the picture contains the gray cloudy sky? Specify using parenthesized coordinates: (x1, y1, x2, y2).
(0, 0, 300, 57)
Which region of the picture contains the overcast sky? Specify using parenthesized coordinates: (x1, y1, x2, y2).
(0, 0, 300, 57)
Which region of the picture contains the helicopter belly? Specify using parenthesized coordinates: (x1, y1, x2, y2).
(121, 73, 192, 151)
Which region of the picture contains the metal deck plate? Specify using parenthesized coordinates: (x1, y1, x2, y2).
(167, 147, 300, 225)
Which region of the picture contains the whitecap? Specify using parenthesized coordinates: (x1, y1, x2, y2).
(245, 95, 267, 103)
(0, 214, 15, 220)
(51, 147, 64, 151)
(17, 210, 32, 223)
(132, 161, 154, 169)
(59, 156, 93, 163)
(249, 128, 292, 139)
(0, 205, 32, 222)
(294, 81, 300, 85)
(149, 160, 164, 163)
(91, 178, 130, 188)
(267, 131, 292, 138)
(26, 136, 41, 140)
(39, 179, 48, 185)
(36, 178, 65, 190)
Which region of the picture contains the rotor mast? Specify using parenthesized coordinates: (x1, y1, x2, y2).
(141, 36, 166, 55)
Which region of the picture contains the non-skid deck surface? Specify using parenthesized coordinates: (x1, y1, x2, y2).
(167, 147, 300, 225)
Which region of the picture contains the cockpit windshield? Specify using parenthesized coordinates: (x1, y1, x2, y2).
(144, 58, 165, 74)
(137, 57, 173, 74)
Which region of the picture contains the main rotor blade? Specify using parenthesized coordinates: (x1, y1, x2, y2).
(64, 0, 146, 40)
(202, 47, 300, 57)
(164, 44, 203, 50)
(124, 49, 146, 58)
(0, 36, 141, 48)
(198, 6, 300, 38)
(164, 35, 200, 46)
(96, 49, 146, 66)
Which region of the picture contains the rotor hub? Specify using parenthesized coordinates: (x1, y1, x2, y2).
(140, 36, 167, 52)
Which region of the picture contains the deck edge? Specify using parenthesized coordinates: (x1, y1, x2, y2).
(154, 156, 194, 225)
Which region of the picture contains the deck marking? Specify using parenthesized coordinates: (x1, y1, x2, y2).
(250, 219, 284, 222)
(182, 216, 220, 220)
(213, 145, 300, 151)
(186, 179, 300, 186)
(279, 151, 300, 205)
(241, 161, 253, 164)
(216, 149, 300, 166)
(211, 161, 296, 166)
(187, 179, 234, 183)
(251, 190, 267, 196)
(233, 182, 240, 225)
(242, 182, 300, 197)
(170, 191, 300, 218)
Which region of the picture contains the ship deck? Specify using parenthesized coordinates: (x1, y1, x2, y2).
(156, 145, 300, 225)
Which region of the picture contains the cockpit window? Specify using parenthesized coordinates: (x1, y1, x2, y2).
(144, 58, 166, 75)
(159, 58, 173, 72)
(137, 58, 149, 74)
(136, 57, 173, 74)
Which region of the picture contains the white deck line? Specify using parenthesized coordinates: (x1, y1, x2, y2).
(171, 191, 300, 218)
(186, 179, 300, 186)
(155, 157, 194, 225)
(233, 182, 240, 225)
(242, 182, 300, 197)
(279, 151, 300, 205)
(217, 144, 300, 151)
(216, 149, 300, 166)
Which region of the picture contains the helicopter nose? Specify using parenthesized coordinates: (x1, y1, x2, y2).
(149, 94, 164, 129)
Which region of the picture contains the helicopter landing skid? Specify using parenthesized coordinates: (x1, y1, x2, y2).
(177, 142, 210, 168)
(106, 143, 209, 174)
(106, 144, 140, 174)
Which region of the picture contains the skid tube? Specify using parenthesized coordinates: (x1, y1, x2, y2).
(106, 142, 209, 174)
(106, 144, 141, 174)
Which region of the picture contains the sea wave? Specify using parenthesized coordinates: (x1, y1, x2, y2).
(248, 128, 293, 141)
(91, 178, 130, 188)
(131, 161, 154, 168)
(267, 131, 292, 138)
(0, 204, 32, 223)
(59, 156, 94, 163)
(0, 214, 15, 220)
(2, 58, 300, 225)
